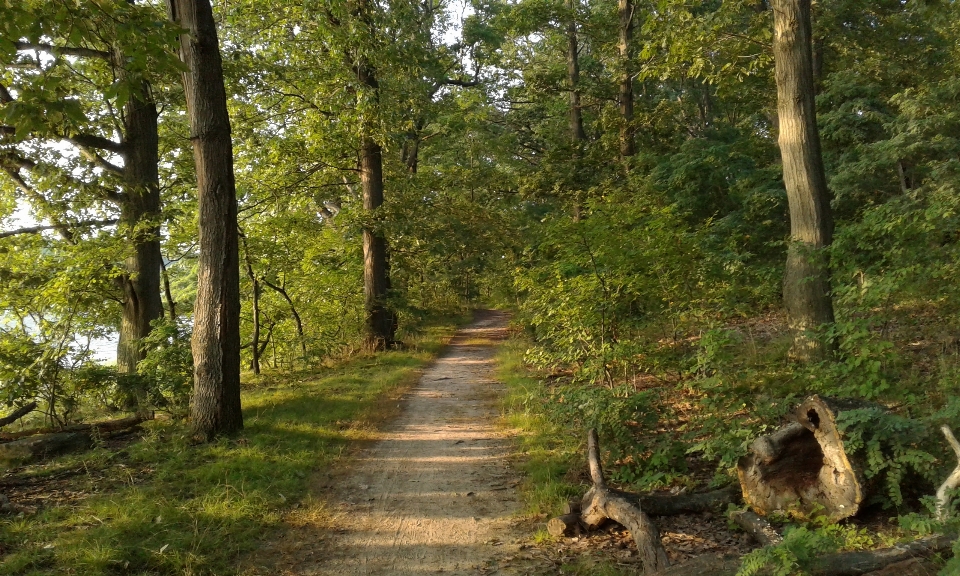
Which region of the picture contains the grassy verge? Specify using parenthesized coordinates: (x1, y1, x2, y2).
(496, 338, 640, 576)
(0, 319, 463, 576)
(495, 339, 581, 534)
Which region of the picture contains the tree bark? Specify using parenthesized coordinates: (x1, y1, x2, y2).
(357, 56, 396, 351)
(773, 0, 835, 361)
(0, 414, 150, 464)
(566, 0, 586, 143)
(618, 0, 635, 158)
(241, 236, 261, 375)
(168, 0, 243, 440)
(737, 396, 872, 521)
(116, 81, 163, 379)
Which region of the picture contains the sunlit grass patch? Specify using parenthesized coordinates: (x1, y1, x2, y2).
(0, 320, 462, 576)
(496, 338, 582, 519)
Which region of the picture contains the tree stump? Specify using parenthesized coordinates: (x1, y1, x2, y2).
(737, 395, 870, 521)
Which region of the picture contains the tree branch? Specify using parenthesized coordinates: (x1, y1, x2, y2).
(937, 425, 960, 521)
(64, 133, 125, 153)
(0, 219, 119, 239)
(14, 41, 112, 61)
(78, 147, 125, 175)
(0, 402, 37, 428)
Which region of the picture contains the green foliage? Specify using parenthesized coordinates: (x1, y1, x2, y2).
(0, 321, 458, 575)
(737, 523, 877, 576)
(136, 318, 193, 414)
(837, 408, 940, 508)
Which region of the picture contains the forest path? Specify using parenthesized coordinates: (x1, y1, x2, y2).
(264, 310, 531, 575)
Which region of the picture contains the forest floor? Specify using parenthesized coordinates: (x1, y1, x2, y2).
(249, 310, 547, 575)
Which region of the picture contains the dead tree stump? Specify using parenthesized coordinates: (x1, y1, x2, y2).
(738, 395, 872, 520)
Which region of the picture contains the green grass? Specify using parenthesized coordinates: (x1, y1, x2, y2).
(0, 320, 461, 576)
(496, 338, 637, 576)
(495, 338, 582, 519)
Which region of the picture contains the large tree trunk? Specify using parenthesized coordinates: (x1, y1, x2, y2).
(356, 54, 396, 351)
(618, 0, 635, 158)
(772, 0, 835, 361)
(360, 135, 395, 350)
(116, 83, 163, 378)
(169, 0, 243, 440)
(566, 0, 586, 143)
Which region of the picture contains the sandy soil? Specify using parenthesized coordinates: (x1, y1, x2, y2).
(276, 311, 529, 576)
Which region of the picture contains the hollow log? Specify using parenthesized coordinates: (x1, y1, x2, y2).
(579, 429, 669, 574)
(730, 509, 782, 546)
(0, 402, 37, 429)
(738, 395, 873, 521)
(0, 414, 150, 465)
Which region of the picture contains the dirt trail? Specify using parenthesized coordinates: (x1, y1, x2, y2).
(294, 311, 527, 575)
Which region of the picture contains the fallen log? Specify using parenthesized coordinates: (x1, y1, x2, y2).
(809, 534, 954, 576)
(738, 395, 873, 521)
(579, 429, 669, 574)
(655, 535, 954, 576)
(0, 414, 148, 442)
(0, 402, 37, 429)
(0, 414, 150, 465)
(632, 484, 740, 516)
(656, 554, 742, 576)
(559, 484, 739, 523)
(730, 509, 782, 546)
(861, 558, 940, 576)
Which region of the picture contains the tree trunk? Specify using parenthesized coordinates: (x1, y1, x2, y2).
(618, 0, 635, 158)
(168, 0, 243, 440)
(361, 135, 395, 351)
(356, 55, 396, 351)
(566, 0, 586, 143)
(772, 0, 835, 361)
(241, 238, 261, 375)
(116, 83, 163, 379)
